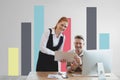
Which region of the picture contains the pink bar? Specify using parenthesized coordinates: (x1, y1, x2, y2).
(61, 18, 71, 72)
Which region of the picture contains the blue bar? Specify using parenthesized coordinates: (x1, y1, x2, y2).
(34, 6, 44, 70)
(99, 33, 110, 49)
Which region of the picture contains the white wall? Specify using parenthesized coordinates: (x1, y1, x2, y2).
(0, 0, 120, 76)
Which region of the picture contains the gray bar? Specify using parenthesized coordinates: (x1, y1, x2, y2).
(87, 7, 97, 50)
(21, 23, 31, 75)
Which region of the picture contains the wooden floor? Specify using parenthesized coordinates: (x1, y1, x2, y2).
(0, 74, 119, 80)
(0, 76, 27, 80)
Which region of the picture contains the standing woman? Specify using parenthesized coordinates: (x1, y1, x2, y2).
(36, 17, 68, 71)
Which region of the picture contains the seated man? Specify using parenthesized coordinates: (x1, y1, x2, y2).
(67, 35, 85, 73)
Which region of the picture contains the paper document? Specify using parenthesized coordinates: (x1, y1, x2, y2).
(48, 74, 63, 79)
(48, 74, 59, 78)
(54, 51, 75, 62)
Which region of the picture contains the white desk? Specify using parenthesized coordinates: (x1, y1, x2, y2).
(26, 72, 119, 80)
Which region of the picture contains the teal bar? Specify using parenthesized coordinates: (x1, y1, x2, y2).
(34, 6, 44, 70)
(99, 33, 110, 49)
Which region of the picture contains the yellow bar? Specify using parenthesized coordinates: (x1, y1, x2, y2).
(8, 48, 19, 76)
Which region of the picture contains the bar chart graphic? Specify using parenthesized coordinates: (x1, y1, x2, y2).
(87, 7, 97, 50)
(21, 23, 31, 75)
(60, 18, 71, 72)
(34, 6, 44, 71)
(7, 6, 110, 76)
(99, 33, 110, 49)
(8, 48, 19, 76)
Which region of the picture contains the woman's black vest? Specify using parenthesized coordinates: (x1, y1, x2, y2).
(36, 28, 64, 71)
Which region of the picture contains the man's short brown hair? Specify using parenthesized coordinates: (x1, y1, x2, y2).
(74, 35, 84, 41)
